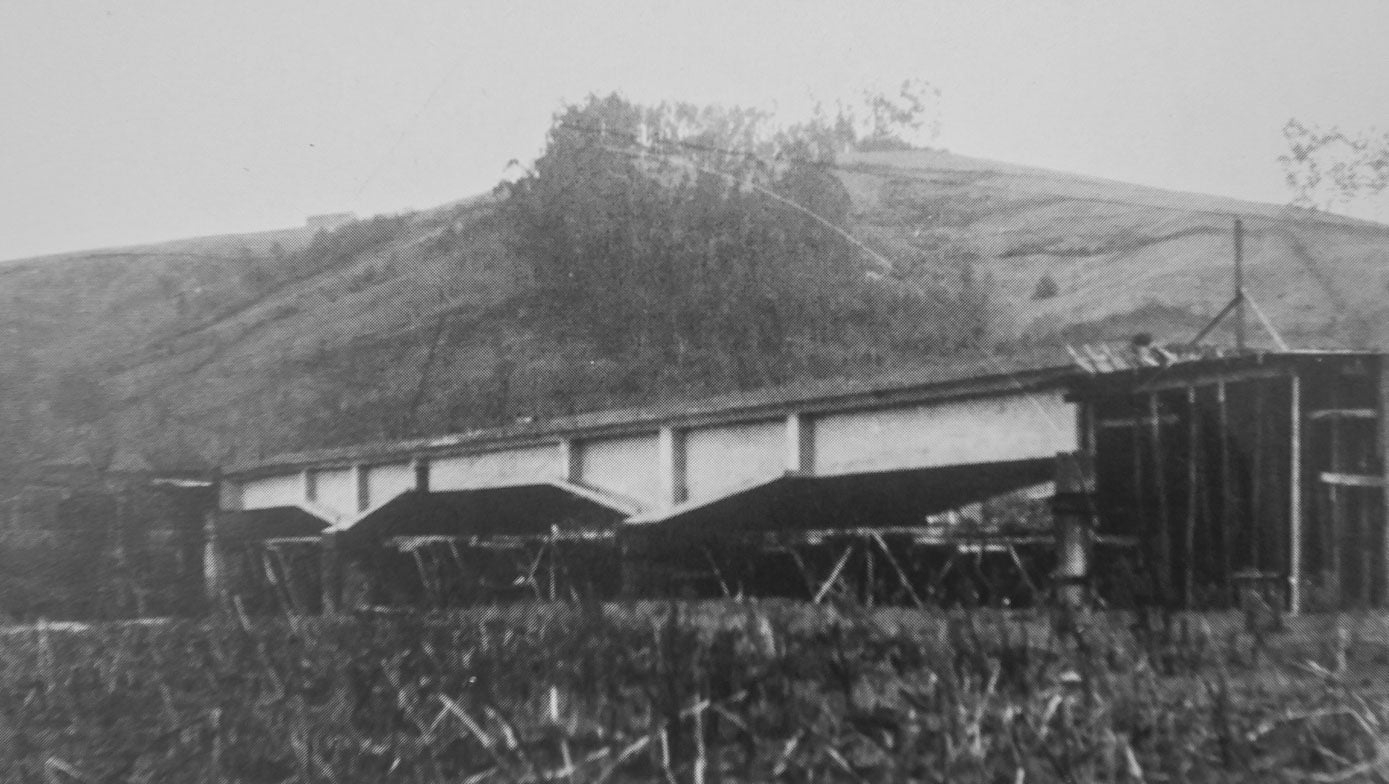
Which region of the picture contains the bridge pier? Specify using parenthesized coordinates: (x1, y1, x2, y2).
(1053, 452, 1096, 608)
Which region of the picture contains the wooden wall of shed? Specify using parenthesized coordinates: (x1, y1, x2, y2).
(1299, 358, 1384, 610)
(1089, 374, 1295, 609)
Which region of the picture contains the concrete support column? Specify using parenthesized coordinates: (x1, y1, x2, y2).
(786, 413, 815, 474)
(411, 457, 430, 493)
(1053, 451, 1096, 609)
(658, 427, 687, 509)
(560, 438, 581, 484)
(353, 464, 369, 513)
(302, 469, 317, 504)
(219, 479, 243, 512)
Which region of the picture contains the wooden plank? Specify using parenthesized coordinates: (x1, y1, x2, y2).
(1381, 356, 1389, 607)
(1362, 490, 1374, 607)
(1131, 366, 1289, 395)
(1186, 387, 1198, 606)
(1099, 414, 1181, 429)
(1289, 375, 1304, 615)
(863, 533, 876, 607)
(870, 531, 927, 610)
(1319, 472, 1387, 488)
(813, 545, 854, 604)
(1308, 408, 1378, 421)
(1218, 382, 1233, 598)
(1151, 393, 1172, 603)
(1252, 381, 1265, 573)
(1329, 384, 1344, 606)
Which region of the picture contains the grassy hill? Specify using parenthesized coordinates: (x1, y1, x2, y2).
(3, 150, 1387, 478)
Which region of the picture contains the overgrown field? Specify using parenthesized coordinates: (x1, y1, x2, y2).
(3, 602, 1389, 782)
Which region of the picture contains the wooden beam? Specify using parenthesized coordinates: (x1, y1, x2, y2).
(1381, 356, 1389, 607)
(1118, 365, 1290, 396)
(1218, 382, 1233, 602)
(1319, 472, 1386, 488)
(1308, 408, 1378, 421)
(1252, 381, 1265, 573)
(813, 545, 855, 605)
(320, 530, 342, 615)
(1151, 393, 1172, 604)
(1186, 387, 1198, 606)
(1362, 489, 1374, 607)
(870, 531, 927, 610)
(1289, 374, 1304, 615)
(1329, 411, 1344, 606)
(1099, 414, 1181, 429)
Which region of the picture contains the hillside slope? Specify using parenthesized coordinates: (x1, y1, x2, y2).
(3, 150, 1386, 475)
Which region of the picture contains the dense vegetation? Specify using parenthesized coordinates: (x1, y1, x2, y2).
(2, 604, 1386, 782)
(496, 93, 992, 394)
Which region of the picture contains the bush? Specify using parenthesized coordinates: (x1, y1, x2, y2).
(1032, 272, 1060, 300)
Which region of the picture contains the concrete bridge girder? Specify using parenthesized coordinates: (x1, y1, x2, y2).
(224, 386, 1078, 537)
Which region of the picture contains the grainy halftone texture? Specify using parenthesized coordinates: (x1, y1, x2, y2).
(4, 147, 1389, 781)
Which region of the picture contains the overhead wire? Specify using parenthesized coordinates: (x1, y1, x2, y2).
(554, 120, 1076, 439)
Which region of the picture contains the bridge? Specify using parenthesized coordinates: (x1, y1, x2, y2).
(214, 359, 1077, 605)
(211, 349, 1389, 615)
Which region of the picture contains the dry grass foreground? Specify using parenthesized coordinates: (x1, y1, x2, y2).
(2, 602, 1388, 782)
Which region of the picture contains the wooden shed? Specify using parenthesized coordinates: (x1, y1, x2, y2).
(1070, 350, 1388, 613)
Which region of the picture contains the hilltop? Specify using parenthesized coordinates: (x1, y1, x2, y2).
(2, 149, 1386, 478)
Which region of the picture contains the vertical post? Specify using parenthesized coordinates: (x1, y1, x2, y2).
(413, 457, 430, 493)
(320, 530, 342, 615)
(785, 413, 815, 474)
(356, 464, 369, 513)
(658, 427, 687, 509)
(219, 477, 242, 512)
(1150, 393, 1172, 604)
(619, 535, 637, 598)
(1185, 387, 1198, 606)
(1218, 381, 1234, 597)
(1077, 401, 1097, 458)
(1234, 218, 1246, 353)
(863, 533, 875, 607)
(560, 438, 582, 484)
(548, 524, 559, 602)
(1289, 374, 1304, 615)
(302, 469, 317, 504)
(1252, 381, 1265, 571)
(1329, 384, 1344, 605)
(1053, 451, 1096, 608)
(203, 510, 226, 610)
(1381, 355, 1389, 608)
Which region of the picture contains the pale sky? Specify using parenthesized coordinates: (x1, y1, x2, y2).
(2, 1, 1387, 261)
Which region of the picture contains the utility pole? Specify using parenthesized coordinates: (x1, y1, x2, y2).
(1234, 218, 1246, 353)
